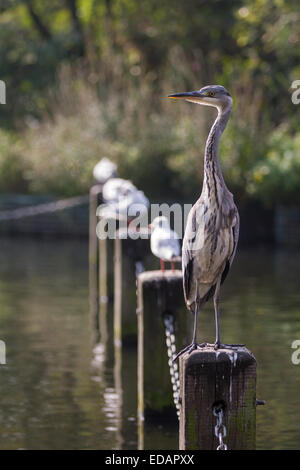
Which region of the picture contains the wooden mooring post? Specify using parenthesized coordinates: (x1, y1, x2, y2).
(89, 184, 116, 341)
(89, 184, 103, 327)
(99, 236, 108, 304)
(179, 347, 257, 450)
(114, 229, 123, 348)
(114, 227, 151, 347)
(137, 270, 191, 448)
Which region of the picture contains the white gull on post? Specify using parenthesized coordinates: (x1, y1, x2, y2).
(149, 216, 181, 272)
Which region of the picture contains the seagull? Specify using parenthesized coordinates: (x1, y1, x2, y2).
(98, 179, 149, 224)
(93, 157, 117, 184)
(102, 178, 136, 203)
(149, 216, 181, 272)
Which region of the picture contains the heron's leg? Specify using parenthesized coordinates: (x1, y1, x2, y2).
(173, 302, 207, 362)
(192, 301, 199, 345)
(160, 259, 165, 273)
(213, 279, 221, 349)
(171, 260, 175, 272)
(213, 279, 245, 350)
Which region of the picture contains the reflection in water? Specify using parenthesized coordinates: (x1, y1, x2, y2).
(90, 235, 123, 450)
(0, 238, 299, 449)
(113, 344, 123, 449)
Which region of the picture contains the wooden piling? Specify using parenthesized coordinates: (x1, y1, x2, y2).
(89, 184, 103, 273)
(179, 347, 257, 450)
(89, 184, 103, 327)
(137, 270, 190, 440)
(99, 236, 108, 304)
(113, 227, 151, 347)
(114, 232, 123, 348)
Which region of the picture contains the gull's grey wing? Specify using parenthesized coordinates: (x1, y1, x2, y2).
(158, 236, 180, 259)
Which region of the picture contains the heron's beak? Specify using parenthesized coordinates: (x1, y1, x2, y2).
(168, 91, 204, 101)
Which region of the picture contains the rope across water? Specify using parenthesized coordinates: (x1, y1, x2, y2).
(0, 195, 89, 221)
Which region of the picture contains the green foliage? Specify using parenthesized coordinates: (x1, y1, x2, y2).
(15, 75, 202, 199)
(0, 0, 300, 205)
(0, 130, 28, 193)
(249, 127, 300, 206)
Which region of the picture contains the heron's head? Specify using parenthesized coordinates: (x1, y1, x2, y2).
(168, 85, 232, 111)
(149, 216, 170, 231)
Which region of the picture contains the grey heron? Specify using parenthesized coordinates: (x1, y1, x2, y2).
(149, 216, 181, 272)
(168, 85, 241, 357)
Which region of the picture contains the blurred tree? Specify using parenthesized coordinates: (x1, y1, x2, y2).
(0, 0, 299, 204)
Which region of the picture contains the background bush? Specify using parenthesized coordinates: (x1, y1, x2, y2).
(0, 0, 299, 206)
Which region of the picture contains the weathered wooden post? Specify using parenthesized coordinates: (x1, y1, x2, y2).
(137, 270, 191, 449)
(114, 230, 123, 348)
(179, 347, 257, 450)
(89, 184, 103, 275)
(114, 227, 151, 347)
(99, 236, 108, 304)
(89, 184, 103, 328)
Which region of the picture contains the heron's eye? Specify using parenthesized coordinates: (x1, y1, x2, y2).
(209, 91, 215, 97)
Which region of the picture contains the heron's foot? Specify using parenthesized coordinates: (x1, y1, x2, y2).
(214, 342, 245, 350)
(173, 342, 207, 362)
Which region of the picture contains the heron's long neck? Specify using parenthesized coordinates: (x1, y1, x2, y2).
(203, 105, 231, 201)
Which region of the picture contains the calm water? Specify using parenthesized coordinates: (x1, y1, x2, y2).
(0, 237, 299, 450)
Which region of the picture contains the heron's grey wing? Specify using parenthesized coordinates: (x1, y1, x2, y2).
(182, 195, 240, 308)
(182, 246, 193, 307)
(221, 208, 240, 285)
(229, 210, 239, 266)
(182, 204, 198, 307)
